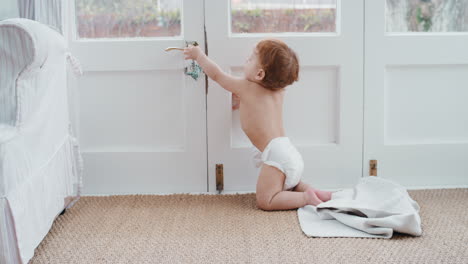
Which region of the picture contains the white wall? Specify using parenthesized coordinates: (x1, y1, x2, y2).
(0, 0, 19, 20)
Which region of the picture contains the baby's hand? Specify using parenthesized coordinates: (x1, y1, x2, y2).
(232, 93, 240, 110)
(184, 45, 203, 60)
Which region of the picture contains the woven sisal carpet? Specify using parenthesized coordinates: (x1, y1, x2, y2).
(30, 189, 468, 264)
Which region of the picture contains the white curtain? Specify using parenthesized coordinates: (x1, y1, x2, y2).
(16, 0, 63, 33)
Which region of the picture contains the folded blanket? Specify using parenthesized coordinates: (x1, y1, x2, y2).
(297, 176, 422, 238)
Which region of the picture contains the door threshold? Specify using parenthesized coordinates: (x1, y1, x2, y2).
(82, 191, 256, 196)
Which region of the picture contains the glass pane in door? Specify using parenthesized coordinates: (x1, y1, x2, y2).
(230, 0, 338, 34)
(386, 0, 468, 32)
(75, 0, 182, 39)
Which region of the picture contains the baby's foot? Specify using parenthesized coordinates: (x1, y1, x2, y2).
(304, 188, 324, 206)
(312, 189, 333, 202)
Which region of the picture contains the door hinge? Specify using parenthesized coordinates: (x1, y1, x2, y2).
(216, 164, 224, 194)
(369, 160, 377, 176)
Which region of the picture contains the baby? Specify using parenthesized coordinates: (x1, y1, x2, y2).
(184, 38, 333, 211)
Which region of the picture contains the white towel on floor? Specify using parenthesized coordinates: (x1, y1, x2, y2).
(297, 176, 422, 239)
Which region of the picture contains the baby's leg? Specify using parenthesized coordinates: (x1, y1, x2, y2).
(256, 165, 323, 211)
(292, 181, 311, 192)
(293, 181, 333, 202)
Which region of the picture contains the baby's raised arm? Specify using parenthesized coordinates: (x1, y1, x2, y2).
(184, 45, 245, 96)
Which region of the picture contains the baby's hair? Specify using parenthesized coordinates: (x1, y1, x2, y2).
(255, 38, 299, 90)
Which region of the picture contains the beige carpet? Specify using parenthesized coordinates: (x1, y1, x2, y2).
(30, 189, 468, 264)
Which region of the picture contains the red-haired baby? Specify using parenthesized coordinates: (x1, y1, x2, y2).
(184, 39, 334, 211)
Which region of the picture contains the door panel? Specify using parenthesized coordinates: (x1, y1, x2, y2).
(364, 0, 468, 187)
(205, 0, 364, 192)
(68, 0, 207, 194)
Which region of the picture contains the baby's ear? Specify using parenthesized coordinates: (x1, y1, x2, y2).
(255, 69, 265, 81)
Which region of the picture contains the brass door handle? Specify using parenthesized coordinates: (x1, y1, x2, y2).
(165, 41, 202, 80)
(164, 41, 198, 52)
(164, 47, 184, 52)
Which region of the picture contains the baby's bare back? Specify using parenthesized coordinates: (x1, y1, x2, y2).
(238, 82, 286, 152)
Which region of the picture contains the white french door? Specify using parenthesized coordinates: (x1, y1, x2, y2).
(68, 0, 467, 195)
(67, 0, 207, 194)
(364, 0, 468, 187)
(205, 0, 364, 192)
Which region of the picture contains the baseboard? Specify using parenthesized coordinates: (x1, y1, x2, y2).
(405, 184, 468, 190)
(81, 184, 468, 197)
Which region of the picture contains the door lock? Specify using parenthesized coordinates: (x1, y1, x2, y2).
(165, 41, 203, 80)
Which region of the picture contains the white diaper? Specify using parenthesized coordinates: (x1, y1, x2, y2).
(251, 137, 304, 191)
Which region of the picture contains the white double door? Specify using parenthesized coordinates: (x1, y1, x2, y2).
(206, 0, 467, 191)
(71, 1, 467, 195)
